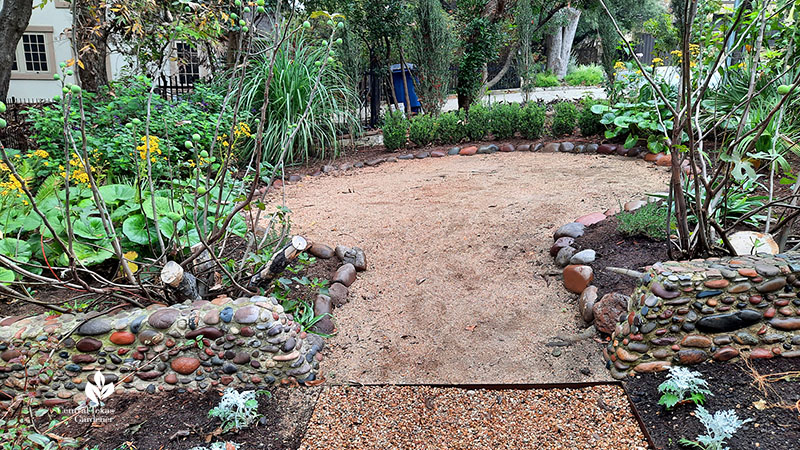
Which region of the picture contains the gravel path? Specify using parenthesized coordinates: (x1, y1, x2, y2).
(299, 385, 649, 450)
(270, 151, 668, 384)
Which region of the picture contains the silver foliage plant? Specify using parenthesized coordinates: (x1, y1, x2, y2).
(679, 405, 752, 450)
(208, 389, 265, 433)
(657, 366, 713, 409)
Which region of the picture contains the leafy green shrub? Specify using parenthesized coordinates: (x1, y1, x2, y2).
(565, 64, 605, 86)
(616, 201, 670, 240)
(578, 98, 607, 136)
(381, 109, 408, 151)
(488, 103, 519, 139)
(657, 367, 712, 409)
(464, 103, 490, 141)
(435, 110, 466, 144)
(518, 102, 546, 139)
(551, 101, 577, 136)
(209, 389, 268, 433)
(25, 77, 247, 181)
(534, 72, 560, 87)
(408, 114, 437, 147)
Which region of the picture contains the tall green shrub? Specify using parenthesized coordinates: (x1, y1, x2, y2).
(408, 114, 437, 147)
(411, 0, 454, 114)
(382, 110, 408, 151)
(552, 102, 577, 136)
(489, 103, 519, 139)
(578, 98, 606, 136)
(464, 103, 490, 141)
(518, 102, 546, 139)
(435, 110, 466, 144)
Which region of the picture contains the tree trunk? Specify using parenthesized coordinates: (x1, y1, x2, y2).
(0, 0, 33, 101)
(546, 8, 581, 79)
(398, 47, 412, 115)
(74, 0, 109, 92)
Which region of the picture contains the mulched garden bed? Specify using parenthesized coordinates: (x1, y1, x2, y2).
(625, 357, 800, 450)
(573, 215, 669, 297)
(54, 385, 321, 449)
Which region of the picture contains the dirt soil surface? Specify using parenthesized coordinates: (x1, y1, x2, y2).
(574, 215, 669, 299)
(55, 386, 321, 450)
(300, 384, 649, 450)
(626, 357, 800, 450)
(267, 151, 669, 384)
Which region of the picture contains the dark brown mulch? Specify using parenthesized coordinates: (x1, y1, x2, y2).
(54, 386, 321, 450)
(625, 357, 800, 450)
(573, 215, 669, 298)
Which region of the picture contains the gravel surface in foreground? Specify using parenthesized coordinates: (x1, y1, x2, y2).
(300, 385, 650, 449)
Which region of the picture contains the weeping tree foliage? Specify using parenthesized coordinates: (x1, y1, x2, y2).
(410, 0, 455, 114)
(234, 33, 360, 165)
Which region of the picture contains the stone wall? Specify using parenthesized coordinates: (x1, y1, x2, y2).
(605, 253, 800, 379)
(0, 295, 324, 406)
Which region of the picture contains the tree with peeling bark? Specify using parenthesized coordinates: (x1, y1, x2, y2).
(0, 0, 34, 101)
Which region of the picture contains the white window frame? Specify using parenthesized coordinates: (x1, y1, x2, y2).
(10, 26, 57, 81)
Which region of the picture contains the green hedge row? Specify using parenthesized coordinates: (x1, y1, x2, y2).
(381, 100, 605, 151)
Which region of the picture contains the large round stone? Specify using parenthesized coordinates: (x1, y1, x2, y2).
(563, 265, 593, 294)
(77, 317, 112, 336)
(76, 338, 102, 353)
(309, 243, 334, 259)
(333, 263, 357, 287)
(579, 286, 598, 323)
(109, 331, 136, 345)
(592, 293, 629, 335)
(171, 356, 201, 375)
(234, 305, 259, 324)
(553, 222, 585, 240)
(148, 308, 180, 329)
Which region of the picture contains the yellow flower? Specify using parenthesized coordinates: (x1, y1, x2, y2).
(28, 149, 49, 159)
(614, 61, 625, 70)
(233, 122, 252, 138)
(137, 135, 161, 161)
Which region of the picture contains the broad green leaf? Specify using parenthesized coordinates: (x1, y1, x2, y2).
(122, 214, 152, 245)
(72, 217, 107, 240)
(590, 103, 611, 114)
(228, 214, 248, 238)
(141, 196, 174, 220)
(624, 133, 638, 149)
(58, 241, 113, 266)
(0, 238, 33, 263)
(98, 184, 136, 203)
(0, 268, 15, 285)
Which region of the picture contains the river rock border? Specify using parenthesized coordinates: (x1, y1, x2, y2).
(547, 196, 800, 379)
(264, 142, 680, 189)
(0, 241, 365, 407)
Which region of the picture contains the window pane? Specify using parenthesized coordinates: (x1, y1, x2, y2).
(22, 33, 48, 72)
(176, 42, 200, 84)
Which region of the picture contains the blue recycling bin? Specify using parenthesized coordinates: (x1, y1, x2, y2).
(390, 63, 421, 113)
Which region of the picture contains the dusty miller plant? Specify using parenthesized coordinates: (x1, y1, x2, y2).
(208, 389, 268, 433)
(679, 405, 751, 450)
(657, 366, 712, 409)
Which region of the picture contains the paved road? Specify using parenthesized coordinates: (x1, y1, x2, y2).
(441, 86, 606, 112)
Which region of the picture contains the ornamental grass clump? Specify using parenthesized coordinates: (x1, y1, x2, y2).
(657, 366, 712, 409)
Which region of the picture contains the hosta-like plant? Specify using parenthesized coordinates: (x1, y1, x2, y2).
(657, 366, 712, 409)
